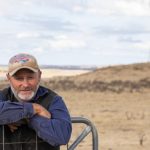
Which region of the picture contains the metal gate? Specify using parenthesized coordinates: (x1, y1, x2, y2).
(1, 117, 99, 150)
(67, 117, 99, 150)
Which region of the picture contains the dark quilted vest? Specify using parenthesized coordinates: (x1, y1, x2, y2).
(0, 86, 60, 150)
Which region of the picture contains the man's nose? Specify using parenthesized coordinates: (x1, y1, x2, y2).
(22, 78, 30, 87)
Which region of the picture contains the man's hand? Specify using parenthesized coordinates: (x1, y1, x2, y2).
(7, 123, 20, 132)
(32, 103, 51, 119)
(7, 119, 28, 132)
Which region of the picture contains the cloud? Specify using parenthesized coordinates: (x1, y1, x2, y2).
(118, 36, 142, 43)
(49, 34, 86, 50)
(116, 0, 150, 16)
(93, 16, 150, 37)
(133, 41, 150, 50)
(32, 47, 44, 53)
(16, 32, 40, 39)
(85, 0, 150, 16)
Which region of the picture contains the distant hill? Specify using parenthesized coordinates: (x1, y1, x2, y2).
(68, 62, 150, 81)
(40, 65, 97, 71)
(42, 62, 150, 92)
(0, 64, 97, 71)
(1, 62, 150, 92)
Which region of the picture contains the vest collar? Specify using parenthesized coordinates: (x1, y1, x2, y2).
(33, 86, 49, 101)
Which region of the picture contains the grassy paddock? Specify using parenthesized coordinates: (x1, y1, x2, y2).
(58, 90, 150, 150)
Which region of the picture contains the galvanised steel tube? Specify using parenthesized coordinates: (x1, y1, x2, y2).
(70, 117, 99, 150)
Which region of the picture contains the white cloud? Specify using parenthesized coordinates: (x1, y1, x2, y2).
(133, 41, 150, 50)
(72, 5, 84, 12)
(86, 1, 116, 16)
(16, 32, 40, 39)
(86, 0, 150, 16)
(49, 34, 86, 50)
(116, 0, 150, 16)
(21, 1, 33, 6)
(32, 47, 44, 53)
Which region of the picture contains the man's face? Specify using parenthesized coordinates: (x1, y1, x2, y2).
(7, 69, 41, 101)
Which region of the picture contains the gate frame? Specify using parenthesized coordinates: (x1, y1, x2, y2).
(67, 117, 99, 150)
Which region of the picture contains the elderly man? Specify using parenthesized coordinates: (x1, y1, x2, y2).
(0, 53, 72, 150)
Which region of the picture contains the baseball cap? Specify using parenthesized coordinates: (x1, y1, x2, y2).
(8, 53, 40, 76)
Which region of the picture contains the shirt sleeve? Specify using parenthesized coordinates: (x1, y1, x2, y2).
(28, 96, 72, 146)
(0, 93, 34, 125)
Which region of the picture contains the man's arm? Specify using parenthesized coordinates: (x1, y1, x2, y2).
(0, 93, 43, 125)
(29, 96, 72, 146)
(0, 100, 34, 124)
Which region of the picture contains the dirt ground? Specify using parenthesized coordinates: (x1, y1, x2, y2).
(58, 90, 150, 150)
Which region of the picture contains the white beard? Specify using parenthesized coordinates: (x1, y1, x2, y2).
(18, 91, 35, 102)
(10, 84, 39, 102)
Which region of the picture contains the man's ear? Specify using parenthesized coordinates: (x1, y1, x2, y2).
(6, 73, 10, 81)
(38, 70, 42, 80)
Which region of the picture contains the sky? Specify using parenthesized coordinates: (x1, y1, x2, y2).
(0, 0, 150, 67)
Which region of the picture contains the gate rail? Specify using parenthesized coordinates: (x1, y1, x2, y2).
(67, 117, 99, 150)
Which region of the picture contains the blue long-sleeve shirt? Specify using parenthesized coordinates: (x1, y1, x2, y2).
(0, 86, 72, 146)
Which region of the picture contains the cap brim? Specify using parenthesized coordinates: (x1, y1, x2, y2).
(9, 66, 38, 76)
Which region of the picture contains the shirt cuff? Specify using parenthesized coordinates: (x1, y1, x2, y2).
(23, 102, 34, 118)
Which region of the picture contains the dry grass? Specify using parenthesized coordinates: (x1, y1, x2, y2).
(59, 90, 150, 150)
(1, 63, 150, 150)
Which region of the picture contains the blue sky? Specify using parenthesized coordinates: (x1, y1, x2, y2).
(0, 0, 150, 67)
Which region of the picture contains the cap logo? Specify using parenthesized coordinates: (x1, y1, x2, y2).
(10, 55, 30, 64)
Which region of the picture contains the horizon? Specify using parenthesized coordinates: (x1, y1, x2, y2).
(0, 60, 150, 69)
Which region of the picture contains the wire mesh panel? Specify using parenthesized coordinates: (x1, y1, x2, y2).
(0, 125, 58, 150)
(1, 125, 39, 150)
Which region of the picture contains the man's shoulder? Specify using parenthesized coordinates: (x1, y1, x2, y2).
(36, 86, 60, 108)
(0, 87, 11, 100)
(0, 87, 11, 95)
(38, 85, 59, 98)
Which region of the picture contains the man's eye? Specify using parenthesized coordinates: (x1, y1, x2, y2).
(13, 76, 34, 81)
(15, 77, 23, 81)
(28, 77, 34, 80)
